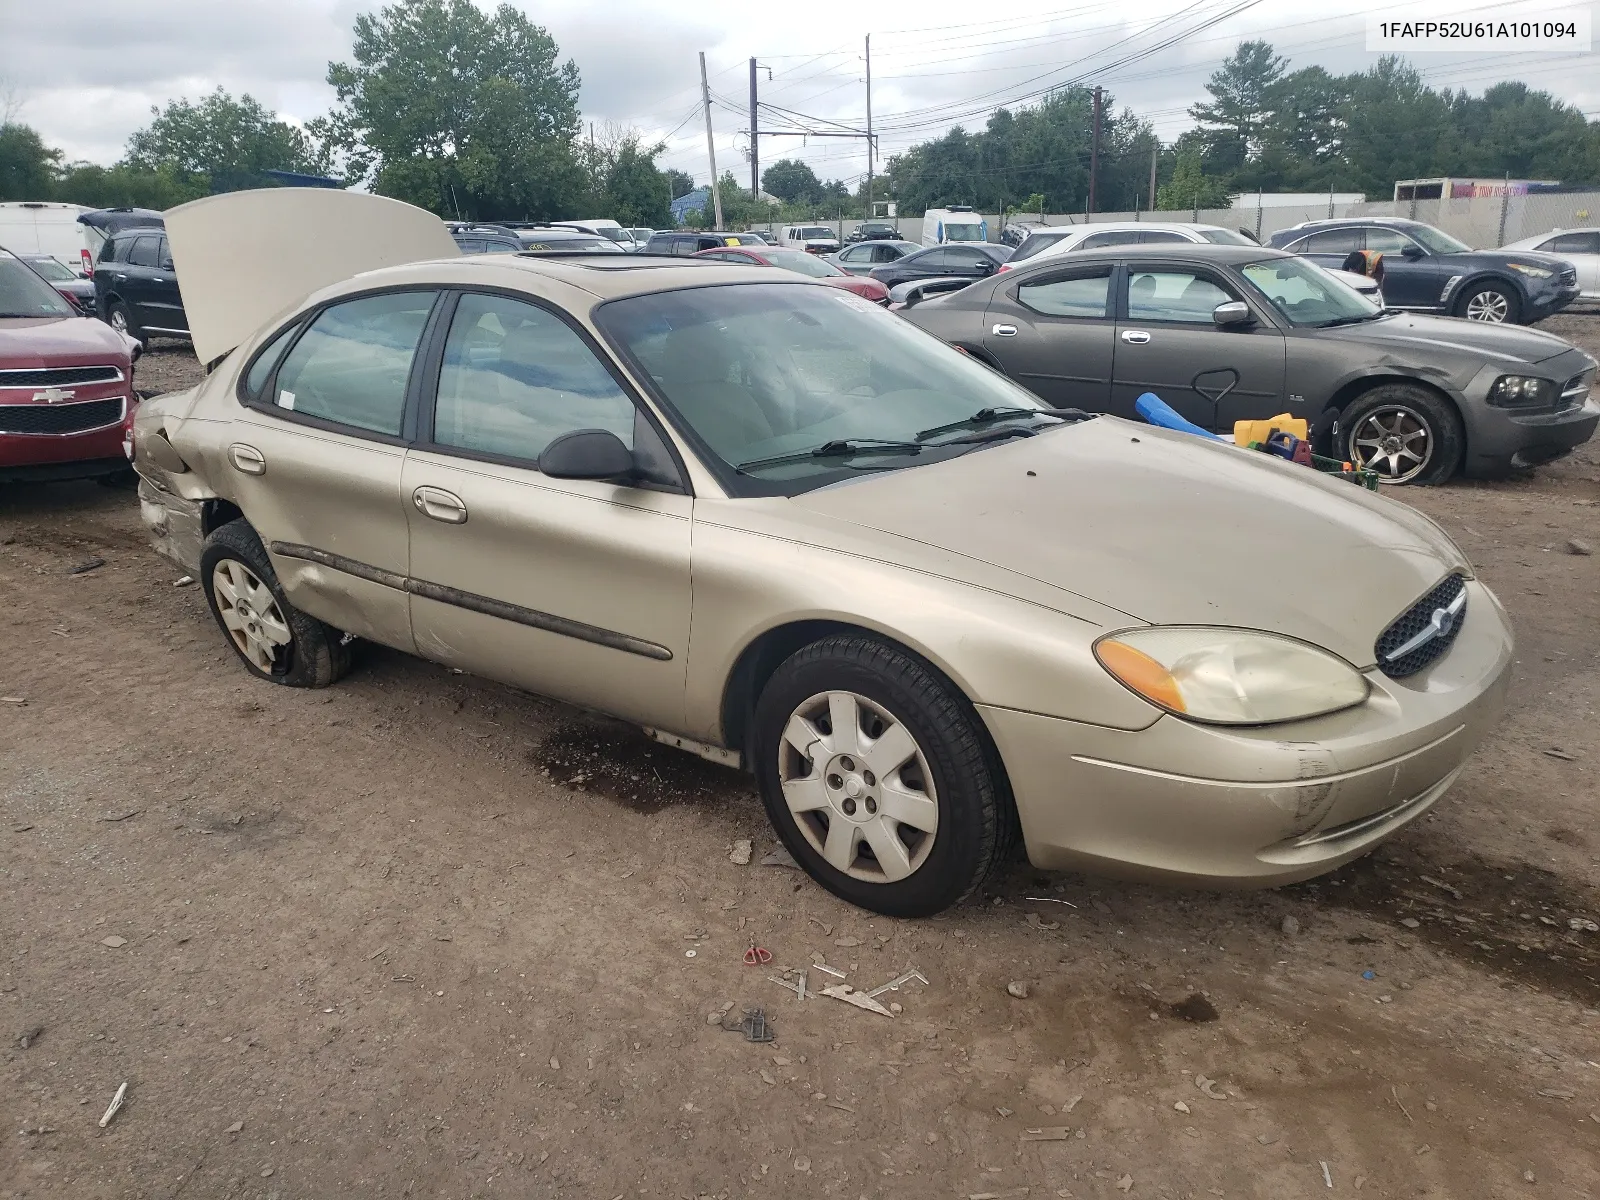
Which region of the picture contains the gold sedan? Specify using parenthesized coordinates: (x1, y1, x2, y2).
(131, 191, 1513, 916)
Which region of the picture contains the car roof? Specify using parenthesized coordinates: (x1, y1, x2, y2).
(1018, 243, 1284, 267)
(1283, 217, 1427, 232)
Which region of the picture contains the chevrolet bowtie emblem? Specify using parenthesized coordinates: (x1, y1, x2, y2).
(32, 387, 77, 404)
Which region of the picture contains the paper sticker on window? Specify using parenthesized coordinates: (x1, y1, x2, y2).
(278, 389, 296, 411)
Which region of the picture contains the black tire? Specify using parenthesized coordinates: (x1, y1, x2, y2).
(1339, 383, 1464, 486)
(97, 468, 138, 488)
(750, 634, 1016, 917)
(199, 519, 350, 687)
(1454, 280, 1519, 324)
(107, 300, 147, 348)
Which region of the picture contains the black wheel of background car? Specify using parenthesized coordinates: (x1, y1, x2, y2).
(107, 301, 147, 348)
(198, 519, 351, 688)
(750, 634, 1016, 917)
(97, 468, 138, 488)
(1454, 280, 1519, 324)
(1341, 383, 1464, 485)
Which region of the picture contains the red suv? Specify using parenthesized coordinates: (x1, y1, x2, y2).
(1, 248, 141, 483)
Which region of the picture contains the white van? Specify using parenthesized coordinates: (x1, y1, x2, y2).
(777, 224, 841, 254)
(920, 207, 987, 248)
(0, 202, 105, 276)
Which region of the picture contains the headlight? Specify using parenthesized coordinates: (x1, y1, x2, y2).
(1094, 628, 1370, 726)
(1508, 262, 1553, 279)
(1488, 374, 1558, 408)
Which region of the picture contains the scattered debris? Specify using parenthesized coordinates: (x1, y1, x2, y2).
(866, 968, 928, 998)
(811, 962, 846, 979)
(70, 557, 106, 575)
(827, 1100, 856, 1113)
(1544, 748, 1579, 761)
(1280, 915, 1300, 936)
(225, 1121, 244, 1134)
(1116, 1175, 1134, 1193)
(174, 575, 196, 587)
(1173, 1100, 1190, 1114)
(735, 1008, 775, 1042)
(1321, 1161, 1333, 1188)
(1524, 1170, 1537, 1183)
(729, 839, 752, 865)
(819, 984, 894, 1017)
(1024, 911, 1060, 931)
(1062, 1096, 1082, 1113)
(684, 950, 696, 958)
(18, 1025, 44, 1049)
(1400, 917, 1421, 929)
(99, 1081, 128, 1128)
(1170, 994, 1219, 1023)
(1538, 1088, 1576, 1100)
(1025, 895, 1078, 907)
(834, 936, 863, 948)
(100, 809, 141, 822)
(100, 935, 127, 948)
(742, 945, 772, 966)
(759, 1068, 776, 1085)
(1390, 1087, 1414, 1123)
(1567, 917, 1598, 933)
(706, 1001, 735, 1026)
(761, 847, 799, 868)
(1257, 1133, 1278, 1145)
(1566, 538, 1593, 556)
(792, 1156, 811, 1173)
(1, 696, 26, 705)
(1419, 874, 1463, 900)
(1194, 1075, 1228, 1100)
(1362, 970, 1376, 981)
(1006, 981, 1031, 999)
(1020, 1127, 1071, 1142)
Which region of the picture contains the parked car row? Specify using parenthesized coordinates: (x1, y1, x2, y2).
(125, 188, 1523, 919)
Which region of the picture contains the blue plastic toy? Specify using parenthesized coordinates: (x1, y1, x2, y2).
(1134, 392, 1229, 441)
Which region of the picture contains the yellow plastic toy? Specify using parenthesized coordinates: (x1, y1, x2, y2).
(1233, 413, 1308, 447)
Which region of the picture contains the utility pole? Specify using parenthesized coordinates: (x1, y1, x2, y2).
(1148, 146, 1158, 213)
(699, 52, 723, 229)
(865, 34, 874, 220)
(1088, 86, 1103, 214)
(749, 58, 760, 198)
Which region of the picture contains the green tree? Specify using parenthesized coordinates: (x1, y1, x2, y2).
(1189, 40, 1286, 175)
(0, 123, 60, 200)
(592, 133, 672, 227)
(762, 159, 821, 205)
(315, 0, 584, 220)
(1155, 142, 1230, 210)
(665, 168, 695, 200)
(125, 89, 327, 193)
(54, 162, 209, 209)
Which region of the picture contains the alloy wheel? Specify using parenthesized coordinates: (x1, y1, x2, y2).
(212, 558, 292, 673)
(1348, 405, 1434, 484)
(1463, 289, 1510, 322)
(109, 309, 127, 333)
(776, 690, 939, 883)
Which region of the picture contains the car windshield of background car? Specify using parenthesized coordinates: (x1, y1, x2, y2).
(799, 227, 834, 240)
(597, 283, 1055, 488)
(1200, 229, 1254, 245)
(1240, 256, 1379, 327)
(1008, 231, 1071, 262)
(24, 257, 76, 281)
(1408, 224, 1473, 254)
(0, 255, 73, 317)
(942, 224, 985, 242)
(769, 251, 845, 278)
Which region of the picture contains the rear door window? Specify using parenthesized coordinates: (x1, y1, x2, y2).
(1303, 228, 1363, 253)
(126, 236, 160, 267)
(1546, 232, 1600, 254)
(1139, 231, 1190, 244)
(1017, 268, 1113, 318)
(1364, 228, 1417, 253)
(1077, 231, 1142, 250)
(267, 291, 436, 436)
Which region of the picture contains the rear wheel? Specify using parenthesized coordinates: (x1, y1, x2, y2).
(1340, 383, 1464, 485)
(751, 634, 1013, 917)
(1455, 281, 1518, 324)
(199, 520, 350, 687)
(107, 301, 147, 348)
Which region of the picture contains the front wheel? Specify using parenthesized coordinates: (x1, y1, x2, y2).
(107, 301, 147, 348)
(751, 634, 1014, 917)
(1340, 384, 1464, 485)
(1455, 281, 1519, 324)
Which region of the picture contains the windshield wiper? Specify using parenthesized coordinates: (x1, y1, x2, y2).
(1317, 312, 1382, 328)
(916, 406, 1078, 441)
(735, 438, 924, 473)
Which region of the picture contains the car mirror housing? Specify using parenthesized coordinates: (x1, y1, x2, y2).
(538, 428, 637, 481)
(1213, 301, 1254, 327)
(1400, 244, 1424, 260)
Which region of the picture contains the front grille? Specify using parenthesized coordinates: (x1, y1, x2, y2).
(1375, 574, 1467, 679)
(0, 397, 124, 435)
(0, 365, 124, 389)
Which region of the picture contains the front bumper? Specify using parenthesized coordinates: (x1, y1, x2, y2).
(1460, 369, 1599, 477)
(0, 395, 132, 480)
(1526, 284, 1581, 322)
(979, 579, 1513, 887)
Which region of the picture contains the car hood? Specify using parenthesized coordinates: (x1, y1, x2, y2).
(789, 418, 1468, 668)
(1318, 309, 1576, 365)
(164, 188, 460, 364)
(0, 315, 135, 367)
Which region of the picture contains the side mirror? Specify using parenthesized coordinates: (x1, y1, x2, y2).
(538, 428, 636, 481)
(1213, 300, 1254, 327)
(1400, 244, 1424, 260)
(979, 259, 998, 275)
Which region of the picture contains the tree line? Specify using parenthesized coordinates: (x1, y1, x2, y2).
(3, 8, 1598, 226)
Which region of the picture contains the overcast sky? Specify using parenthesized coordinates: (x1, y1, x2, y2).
(3, 0, 1595, 192)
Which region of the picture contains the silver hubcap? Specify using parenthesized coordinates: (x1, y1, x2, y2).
(109, 310, 126, 332)
(1464, 290, 1509, 322)
(212, 559, 292, 673)
(777, 690, 939, 883)
(1350, 405, 1434, 484)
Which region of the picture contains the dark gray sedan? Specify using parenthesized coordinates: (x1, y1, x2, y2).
(830, 239, 920, 276)
(902, 244, 1598, 483)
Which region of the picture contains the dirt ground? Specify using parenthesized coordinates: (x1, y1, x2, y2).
(3, 317, 1600, 1200)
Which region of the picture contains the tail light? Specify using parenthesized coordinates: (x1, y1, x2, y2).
(996, 263, 1012, 273)
(81, 248, 93, 275)
(122, 408, 136, 461)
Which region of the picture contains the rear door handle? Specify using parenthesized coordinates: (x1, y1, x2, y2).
(1121, 329, 1151, 344)
(991, 323, 1018, 337)
(228, 443, 266, 475)
(412, 486, 468, 524)
(114, 273, 128, 281)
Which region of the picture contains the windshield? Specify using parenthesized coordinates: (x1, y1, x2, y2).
(597, 282, 1054, 493)
(0, 256, 74, 317)
(1240, 256, 1380, 327)
(1409, 224, 1472, 254)
(767, 251, 845, 278)
(799, 227, 835, 240)
(1200, 228, 1254, 246)
(942, 223, 985, 242)
(24, 257, 75, 281)
(1010, 230, 1069, 261)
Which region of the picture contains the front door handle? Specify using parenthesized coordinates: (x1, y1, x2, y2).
(1121, 329, 1152, 344)
(412, 486, 468, 525)
(114, 273, 128, 281)
(991, 323, 1018, 337)
(228, 443, 266, 475)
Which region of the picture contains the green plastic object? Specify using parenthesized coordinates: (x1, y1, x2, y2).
(1247, 441, 1380, 491)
